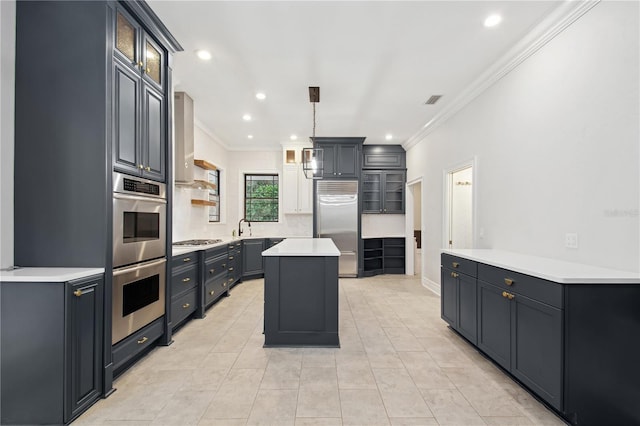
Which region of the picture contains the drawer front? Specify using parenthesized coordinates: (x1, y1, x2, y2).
(478, 263, 562, 309)
(171, 265, 198, 297)
(112, 317, 164, 370)
(204, 279, 226, 306)
(171, 288, 197, 326)
(205, 245, 227, 262)
(205, 255, 228, 282)
(442, 253, 477, 277)
(171, 252, 198, 269)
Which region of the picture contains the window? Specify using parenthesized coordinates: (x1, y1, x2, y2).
(244, 174, 279, 222)
(208, 170, 220, 223)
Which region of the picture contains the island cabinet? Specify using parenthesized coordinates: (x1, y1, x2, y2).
(441, 250, 640, 426)
(262, 238, 340, 347)
(311, 137, 364, 179)
(1, 275, 104, 425)
(441, 254, 477, 344)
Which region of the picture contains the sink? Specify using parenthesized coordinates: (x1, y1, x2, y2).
(173, 239, 223, 246)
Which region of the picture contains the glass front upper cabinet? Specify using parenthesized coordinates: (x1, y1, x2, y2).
(116, 11, 137, 65)
(144, 38, 162, 87)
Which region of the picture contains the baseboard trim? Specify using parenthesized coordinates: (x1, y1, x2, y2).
(422, 276, 440, 296)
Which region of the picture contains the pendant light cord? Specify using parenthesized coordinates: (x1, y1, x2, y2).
(312, 102, 316, 138)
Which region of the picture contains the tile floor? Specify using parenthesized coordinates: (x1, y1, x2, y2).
(75, 274, 567, 426)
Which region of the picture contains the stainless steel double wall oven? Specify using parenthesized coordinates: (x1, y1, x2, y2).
(112, 172, 167, 344)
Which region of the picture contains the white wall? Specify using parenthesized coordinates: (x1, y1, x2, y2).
(407, 1, 640, 289)
(0, 0, 16, 269)
(362, 214, 405, 238)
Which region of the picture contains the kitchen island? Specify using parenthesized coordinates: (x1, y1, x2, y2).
(262, 238, 340, 347)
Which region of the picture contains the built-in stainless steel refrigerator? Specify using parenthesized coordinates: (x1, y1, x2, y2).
(315, 180, 358, 277)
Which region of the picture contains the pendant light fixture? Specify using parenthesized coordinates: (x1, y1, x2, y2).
(302, 86, 324, 179)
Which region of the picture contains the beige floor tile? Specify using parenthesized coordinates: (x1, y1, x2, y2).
(247, 389, 298, 425)
(372, 369, 432, 418)
(201, 368, 264, 419)
(260, 362, 301, 389)
(458, 384, 525, 417)
(152, 390, 216, 425)
(296, 388, 342, 418)
(197, 419, 247, 425)
(337, 363, 377, 389)
(482, 416, 535, 425)
(389, 418, 438, 425)
(179, 368, 228, 392)
(300, 367, 339, 390)
(420, 388, 486, 425)
(234, 347, 270, 369)
(384, 327, 424, 352)
(200, 351, 240, 370)
(367, 352, 405, 369)
(302, 348, 337, 367)
(339, 389, 390, 426)
(295, 418, 343, 426)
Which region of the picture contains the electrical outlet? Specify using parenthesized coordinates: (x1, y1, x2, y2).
(565, 233, 578, 249)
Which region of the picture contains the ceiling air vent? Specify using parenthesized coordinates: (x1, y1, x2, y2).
(424, 95, 442, 105)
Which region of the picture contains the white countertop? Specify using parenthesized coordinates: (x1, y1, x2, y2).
(442, 249, 640, 284)
(262, 238, 340, 257)
(0, 267, 105, 282)
(172, 237, 237, 256)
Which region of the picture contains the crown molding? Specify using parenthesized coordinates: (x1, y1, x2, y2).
(403, 0, 600, 151)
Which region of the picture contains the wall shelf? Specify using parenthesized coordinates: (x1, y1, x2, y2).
(194, 159, 216, 170)
(192, 179, 217, 190)
(191, 199, 216, 207)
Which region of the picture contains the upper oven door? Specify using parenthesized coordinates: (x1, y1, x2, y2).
(113, 193, 167, 268)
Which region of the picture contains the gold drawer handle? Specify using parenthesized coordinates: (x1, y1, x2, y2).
(209, 290, 215, 295)
(209, 268, 215, 274)
(182, 303, 190, 309)
(228, 267, 234, 271)
(229, 256, 234, 260)
(223, 282, 227, 287)
(229, 245, 234, 249)
(137, 336, 148, 345)
(182, 277, 191, 283)
(502, 291, 515, 300)
(452, 262, 460, 268)
(504, 278, 514, 286)
(450, 272, 459, 278)
(145, 166, 151, 172)
(183, 257, 191, 262)
(73, 289, 82, 297)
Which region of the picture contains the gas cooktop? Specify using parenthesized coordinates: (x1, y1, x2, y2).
(172, 239, 223, 246)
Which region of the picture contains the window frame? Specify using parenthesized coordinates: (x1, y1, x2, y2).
(208, 169, 220, 223)
(243, 173, 279, 223)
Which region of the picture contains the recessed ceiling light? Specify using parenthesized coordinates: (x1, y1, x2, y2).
(196, 50, 212, 61)
(256, 92, 266, 100)
(290, 134, 298, 141)
(484, 14, 502, 28)
(247, 135, 254, 139)
(385, 134, 393, 141)
(242, 114, 252, 121)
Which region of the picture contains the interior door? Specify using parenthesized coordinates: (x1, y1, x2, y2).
(448, 166, 473, 248)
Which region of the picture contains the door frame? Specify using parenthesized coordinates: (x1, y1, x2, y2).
(443, 157, 477, 249)
(405, 176, 422, 276)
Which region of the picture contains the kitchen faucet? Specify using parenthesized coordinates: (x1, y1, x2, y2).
(238, 218, 251, 236)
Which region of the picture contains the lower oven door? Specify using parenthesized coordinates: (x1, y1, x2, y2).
(112, 258, 166, 345)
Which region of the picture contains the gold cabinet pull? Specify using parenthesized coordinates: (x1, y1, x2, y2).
(146, 68, 150, 73)
(73, 289, 82, 297)
(502, 291, 509, 298)
(502, 291, 515, 300)
(183, 257, 191, 262)
(182, 277, 191, 283)
(182, 303, 190, 309)
(504, 278, 514, 286)
(138, 164, 144, 169)
(452, 262, 460, 268)
(209, 290, 215, 295)
(137, 61, 144, 67)
(450, 272, 459, 278)
(209, 268, 215, 274)
(137, 336, 148, 344)
(228, 267, 234, 271)
(229, 256, 234, 260)
(145, 166, 151, 172)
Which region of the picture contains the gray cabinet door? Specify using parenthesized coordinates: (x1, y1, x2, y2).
(382, 171, 405, 214)
(319, 143, 336, 178)
(65, 276, 103, 422)
(441, 268, 457, 328)
(113, 60, 141, 177)
(243, 239, 266, 277)
(141, 84, 165, 181)
(458, 273, 477, 344)
(362, 171, 382, 213)
(511, 294, 563, 411)
(336, 143, 359, 177)
(477, 280, 511, 370)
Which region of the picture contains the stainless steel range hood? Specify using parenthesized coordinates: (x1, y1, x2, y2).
(174, 91, 195, 184)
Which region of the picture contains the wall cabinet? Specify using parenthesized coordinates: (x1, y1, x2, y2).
(362, 170, 405, 214)
(113, 7, 166, 182)
(362, 145, 406, 169)
(311, 137, 364, 179)
(283, 164, 312, 214)
(1, 275, 104, 425)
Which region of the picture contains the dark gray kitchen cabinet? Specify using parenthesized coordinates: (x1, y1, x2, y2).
(1, 275, 104, 425)
(227, 242, 242, 286)
(113, 6, 167, 182)
(362, 170, 406, 214)
(362, 145, 406, 169)
(243, 239, 266, 278)
(311, 137, 364, 179)
(441, 254, 477, 344)
(477, 280, 511, 369)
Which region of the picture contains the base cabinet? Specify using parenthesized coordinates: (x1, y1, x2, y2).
(1, 275, 104, 425)
(442, 265, 478, 345)
(362, 238, 405, 276)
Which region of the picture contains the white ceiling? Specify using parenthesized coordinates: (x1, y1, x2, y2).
(147, 1, 561, 150)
